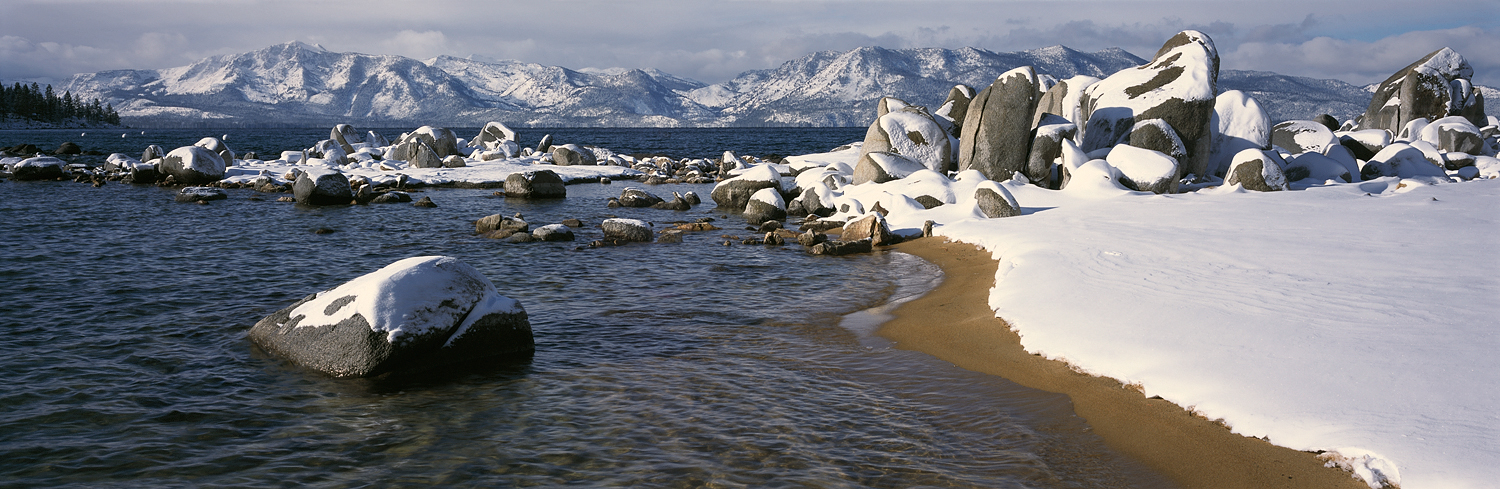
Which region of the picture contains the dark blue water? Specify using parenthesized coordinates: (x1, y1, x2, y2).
(0, 128, 1172, 488)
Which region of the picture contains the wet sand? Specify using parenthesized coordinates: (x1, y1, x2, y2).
(881, 238, 1367, 489)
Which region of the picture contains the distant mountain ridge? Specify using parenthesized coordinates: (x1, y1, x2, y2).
(56, 41, 1488, 128)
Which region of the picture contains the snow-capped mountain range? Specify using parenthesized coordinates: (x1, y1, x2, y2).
(56, 41, 1488, 128)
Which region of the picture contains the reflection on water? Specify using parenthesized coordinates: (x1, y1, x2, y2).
(0, 131, 1173, 487)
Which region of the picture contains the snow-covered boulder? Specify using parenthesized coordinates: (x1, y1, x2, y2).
(1128, 118, 1187, 162)
(141, 145, 165, 164)
(1285, 152, 1352, 183)
(1360, 143, 1449, 180)
(159, 146, 226, 184)
(531, 224, 574, 242)
(1080, 30, 1219, 180)
(1208, 90, 1271, 177)
(551, 144, 596, 166)
(940, 85, 975, 137)
(194, 137, 235, 167)
(618, 187, 664, 207)
(1359, 47, 1486, 134)
(473, 121, 518, 147)
(742, 187, 787, 225)
(399, 126, 460, 158)
(10, 156, 67, 180)
(248, 256, 532, 378)
(788, 183, 837, 218)
(1033, 75, 1099, 128)
(331, 124, 362, 153)
(853, 151, 927, 185)
(861, 106, 953, 173)
(441, 155, 466, 168)
(1106, 144, 1179, 194)
(293, 168, 353, 206)
(1418, 116, 1484, 154)
(1027, 114, 1077, 188)
(175, 186, 228, 203)
(504, 169, 566, 199)
(1225, 149, 1289, 191)
(1271, 120, 1339, 155)
(959, 66, 1041, 181)
(973, 180, 1022, 218)
(1340, 129, 1391, 161)
(710, 164, 781, 212)
(601, 218, 652, 243)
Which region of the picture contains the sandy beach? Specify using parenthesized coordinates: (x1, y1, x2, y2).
(881, 238, 1369, 489)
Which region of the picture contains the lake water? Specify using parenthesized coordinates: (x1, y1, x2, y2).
(0, 128, 1174, 487)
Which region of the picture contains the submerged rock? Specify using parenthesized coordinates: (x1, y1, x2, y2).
(175, 186, 228, 203)
(504, 169, 566, 199)
(248, 256, 533, 378)
(601, 218, 653, 243)
(9, 156, 66, 181)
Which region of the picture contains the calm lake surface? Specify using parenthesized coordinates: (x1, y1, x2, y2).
(0, 128, 1174, 487)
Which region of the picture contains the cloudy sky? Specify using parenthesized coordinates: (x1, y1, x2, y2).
(2, 0, 1496, 87)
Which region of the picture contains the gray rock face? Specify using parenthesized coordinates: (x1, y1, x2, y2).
(293, 168, 353, 205)
(1225, 149, 1289, 191)
(399, 126, 460, 158)
(1271, 120, 1339, 155)
(141, 145, 165, 163)
(811, 239, 874, 256)
(332, 124, 362, 153)
(473, 121, 517, 147)
(974, 183, 1022, 218)
(504, 169, 566, 199)
(1080, 30, 1219, 180)
(841, 214, 896, 246)
(1028, 114, 1077, 187)
(742, 188, 787, 225)
(618, 187, 664, 207)
(247, 256, 533, 378)
(535, 134, 553, 154)
(941, 85, 974, 137)
(1128, 119, 1186, 162)
(1359, 47, 1486, 134)
(958, 66, 1041, 181)
(159, 146, 227, 185)
(532, 224, 575, 242)
(853, 151, 927, 185)
(552, 144, 596, 166)
(710, 165, 781, 212)
(1421, 116, 1484, 154)
(390, 138, 443, 168)
(601, 218, 653, 242)
(195, 137, 235, 167)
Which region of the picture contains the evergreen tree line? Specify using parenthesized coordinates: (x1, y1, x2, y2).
(0, 82, 120, 125)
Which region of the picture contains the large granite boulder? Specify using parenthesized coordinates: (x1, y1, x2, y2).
(1285, 151, 1353, 183)
(618, 187, 664, 207)
(1359, 47, 1486, 134)
(1128, 119, 1186, 163)
(331, 124, 363, 153)
(473, 121, 518, 148)
(195, 137, 235, 167)
(389, 138, 444, 168)
(141, 145, 165, 163)
(1359, 143, 1449, 180)
(959, 66, 1041, 181)
(551, 144, 596, 166)
(711, 164, 781, 212)
(973, 181, 1022, 218)
(842, 213, 896, 246)
(1225, 149, 1289, 191)
(504, 169, 566, 199)
(853, 151, 927, 185)
(1418, 116, 1484, 154)
(1107, 144, 1179, 194)
(399, 126, 460, 158)
(294, 168, 353, 205)
(939, 85, 975, 137)
(10, 156, 67, 180)
(1208, 90, 1271, 177)
(1080, 30, 1219, 180)
(1027, 114, 1077, 188)
(159, 146, 227, 185)
(248, 256, 533, 378)
(742, 187, 787, 225)
(1271, 120, 1340, 155)
(860, 106, 953, 172)
(1032, 75, 1099, 128)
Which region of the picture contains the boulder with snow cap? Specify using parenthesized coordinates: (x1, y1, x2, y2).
(248, 256, 533, 378)
(1106, 144, 1179, 194)
(473, 122, 518, 147)
(1359, 47, 1486, 134)
(141, 145, 165, 164)
(1271, 120, 1339, 155)
(389, 138, 443, 169)
(973, 181, 1022, 218)
(294, 168, 353, 205)
(1418, 116, 1484, 154)
(1032, 76, 1098, 128)
(504, 169, 566, 199)
(158, 146, 227, 184)
(195, 137, 235, 167)
(331, 124, 362, 153)
(441, 155, 466, 168)
(9, 156, 67, 180)
(853, 151, 927, 185)
(860, 106, 953, 173)
(1080, 30, 1219, 180)
(1341, 130, 1391, 161)
(175, 186, 228, 203)
(618, 187, 664, 207)
(1225, 149, 1289, 191)
(940, 85, 975, 137)
(398, 126, 460, 158)
(531, 224, 575, 242)
(1285, 152, 1352, 183)
(1208, 90, 1271, 177)
(710, 164, 781, 212)
(601, 218, 653, 243)
(742, 187, 787, 225)
(1360, 143, 1449, 180)
(959, 66, 1041, 182)
(1027, 114, 1077, 188)
(551, 144, 596, 166)
(1128, 118, 1186, 163)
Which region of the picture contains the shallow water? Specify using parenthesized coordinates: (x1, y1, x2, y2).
(1, 128, 1174, 487)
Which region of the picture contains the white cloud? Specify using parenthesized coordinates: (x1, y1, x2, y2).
(379, 30, 451, 60)
(1223, 26, 1500, 85)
